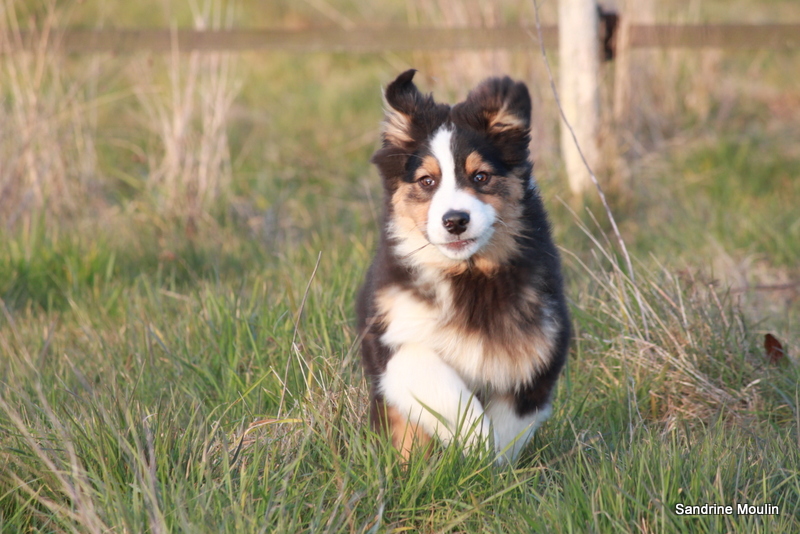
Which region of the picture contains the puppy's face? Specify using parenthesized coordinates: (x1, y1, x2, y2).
(371, 70, 533, 270)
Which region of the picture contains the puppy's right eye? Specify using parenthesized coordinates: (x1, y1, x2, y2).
(418, 176, 436, 188)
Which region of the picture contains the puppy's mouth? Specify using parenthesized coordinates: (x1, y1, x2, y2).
(440, 238, 477, 253)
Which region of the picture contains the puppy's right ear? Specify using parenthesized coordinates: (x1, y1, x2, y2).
(382, 69, 423, 146)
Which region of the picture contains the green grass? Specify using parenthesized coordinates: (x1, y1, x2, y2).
(2, 243, 799, 531)
(2, 151, 799, 532)
(2, 1, 800, 531)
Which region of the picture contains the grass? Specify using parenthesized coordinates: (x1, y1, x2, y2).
(2, 251, 799, 531)
(2, 0, 800, 532)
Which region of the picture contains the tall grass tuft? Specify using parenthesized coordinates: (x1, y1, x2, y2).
(570, 249, 773, 431)
(0, 0, 98, 229)
(131, 0, 241, 229)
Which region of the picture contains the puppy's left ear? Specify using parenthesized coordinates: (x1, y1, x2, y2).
(452, 77, 531, 137)
(381, 69, 420, 146)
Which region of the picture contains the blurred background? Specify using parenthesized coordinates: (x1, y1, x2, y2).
(2, 0, 797, 339)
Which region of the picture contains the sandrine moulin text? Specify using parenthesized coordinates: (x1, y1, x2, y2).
(675, 503, 779, 516)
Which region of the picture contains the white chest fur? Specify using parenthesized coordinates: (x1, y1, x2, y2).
(376, 284, 552, 392)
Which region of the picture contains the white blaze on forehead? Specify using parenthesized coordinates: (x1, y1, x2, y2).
(429, 126, 457, 197)
(427, 125, 497, 260)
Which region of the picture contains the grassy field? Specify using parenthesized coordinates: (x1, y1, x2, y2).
(2, 0, 800, 532)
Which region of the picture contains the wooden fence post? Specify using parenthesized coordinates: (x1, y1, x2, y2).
(558, 0, 601, 195)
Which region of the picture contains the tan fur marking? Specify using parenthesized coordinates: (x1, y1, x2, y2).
(387, 404, 432, 460)
(391, 183, 429, 238)
(374, 285, 400, 325)
(383, 109, 413, 145)
(487, 104, 527, 132)
(465, 152, 495, 176)
(415, 155, 441, 181)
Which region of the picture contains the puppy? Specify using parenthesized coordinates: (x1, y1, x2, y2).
(356, 70, 570, 463)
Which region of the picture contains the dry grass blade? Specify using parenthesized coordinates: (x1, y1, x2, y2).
(228, 417, 303, 465)
(278, 250, 323, 416)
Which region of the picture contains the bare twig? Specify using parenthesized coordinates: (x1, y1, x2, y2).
(730, 282, 799, 294)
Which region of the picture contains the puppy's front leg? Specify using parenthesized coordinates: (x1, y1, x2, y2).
(485, 395, 552, 464)
(379, 344, 491, 454)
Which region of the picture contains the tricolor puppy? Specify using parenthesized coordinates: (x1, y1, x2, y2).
(356, 70, 570, 464)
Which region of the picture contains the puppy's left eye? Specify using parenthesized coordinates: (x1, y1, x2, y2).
(473, 172, 491, 184)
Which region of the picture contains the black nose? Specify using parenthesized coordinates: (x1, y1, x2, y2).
(442, 210, 470, 235)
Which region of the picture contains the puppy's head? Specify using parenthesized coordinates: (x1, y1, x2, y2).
(372, 70, 533, 271)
